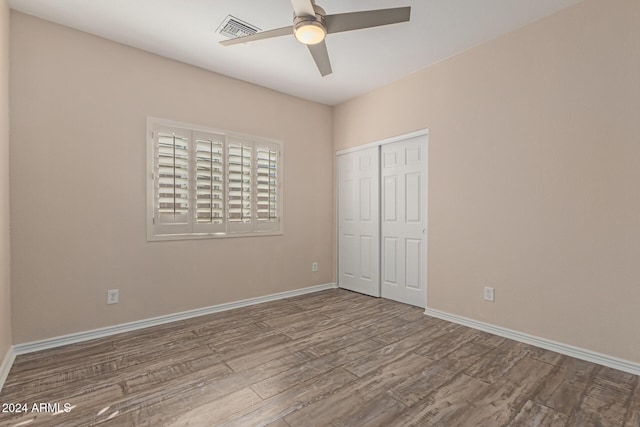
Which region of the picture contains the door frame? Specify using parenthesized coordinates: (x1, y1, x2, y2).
(335, 129, 429, 305)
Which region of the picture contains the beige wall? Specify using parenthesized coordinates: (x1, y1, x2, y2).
(0, 0, 12, 357)
(334, 0, 640, 363)
(10, 12, 334, 343)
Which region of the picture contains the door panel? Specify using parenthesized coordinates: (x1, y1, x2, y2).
(360, 178, 372, 220)
(383, 176, 397, 221)
(342, 179, 354, 221)
(342, 234, 356, 278)
(383, 237, 397, 285)
(338, 147, 380, 297)
(405, 172, 421, 222)
(360, 235, 373, 279)
(405, 238, 422, 289)
(381, 136, 427, 307)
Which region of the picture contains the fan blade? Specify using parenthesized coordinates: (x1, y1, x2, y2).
(307, 41, 332, 77)
(220, 26, 293, 46)
(291, 0, 316, 17)
(325, 7, 411, 34)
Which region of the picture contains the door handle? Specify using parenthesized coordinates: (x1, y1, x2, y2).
(423, 229, 426, 234)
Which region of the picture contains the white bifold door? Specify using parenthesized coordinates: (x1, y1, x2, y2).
(338, 134, 427, 308)
(380, 136, 427, 307)
(337, 147, 380, 297)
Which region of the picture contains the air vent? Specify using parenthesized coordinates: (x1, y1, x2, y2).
(217, 15, 261, 39)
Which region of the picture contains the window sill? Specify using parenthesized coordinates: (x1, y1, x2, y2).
(147, 230, 283, 242)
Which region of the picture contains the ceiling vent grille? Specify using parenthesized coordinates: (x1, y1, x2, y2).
(217, 15, 261, 39)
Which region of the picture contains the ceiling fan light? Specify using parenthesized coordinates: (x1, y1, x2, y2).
(294, 21, 326, 45)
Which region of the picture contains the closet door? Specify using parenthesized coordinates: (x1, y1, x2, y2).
(338, 147, 380, 297)
(381, 136, 427, 307)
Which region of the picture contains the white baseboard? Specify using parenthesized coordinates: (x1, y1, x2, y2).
(424, 307, 640, 376)
(13, 283, 337, 356)
(0, 345, 16, 392)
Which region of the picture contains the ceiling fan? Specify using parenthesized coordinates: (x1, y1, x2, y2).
(220, 0, 411, 77)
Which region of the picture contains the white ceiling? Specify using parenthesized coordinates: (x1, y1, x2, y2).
(9, 0, 583, 105)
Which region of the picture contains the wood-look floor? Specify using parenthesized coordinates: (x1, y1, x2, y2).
(1, 289, 639, 427)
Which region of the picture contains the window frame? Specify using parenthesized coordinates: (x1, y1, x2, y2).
(146, 117, 283, 241)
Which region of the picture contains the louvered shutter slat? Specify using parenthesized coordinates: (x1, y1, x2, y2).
(194, 136, 224, 226)
(255, 147, 278, 222)
(227, 143, 252, 225)
(155, 132, 190, 226)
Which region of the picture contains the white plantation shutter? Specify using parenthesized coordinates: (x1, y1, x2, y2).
(254, 143, 280, 232)
(154, 126, 191, 235)
(227, 140, 253, 233)
(148, 119, 282, 240)
(193, 131, 225, 233)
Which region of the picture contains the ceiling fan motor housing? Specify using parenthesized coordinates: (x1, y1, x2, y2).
(293, 4, 327, 45)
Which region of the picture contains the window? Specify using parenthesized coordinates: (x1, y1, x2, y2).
(147, 118, 282, 240)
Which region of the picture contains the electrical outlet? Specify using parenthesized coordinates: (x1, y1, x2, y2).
(312, 262, 318, 272)
(484, 287, 495, 302)
(107, 289, 119, 305)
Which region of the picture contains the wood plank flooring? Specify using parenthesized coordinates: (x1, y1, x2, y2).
(0, 289, 638, 426)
